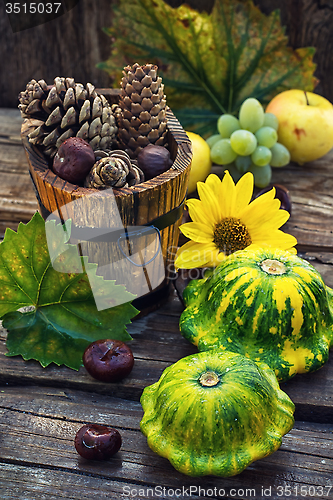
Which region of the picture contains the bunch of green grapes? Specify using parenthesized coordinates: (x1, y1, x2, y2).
(206, 98, 290, 188)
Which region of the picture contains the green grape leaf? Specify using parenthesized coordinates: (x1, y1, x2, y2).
(0, 212, 138, 370)
(100, 0, 317, 134)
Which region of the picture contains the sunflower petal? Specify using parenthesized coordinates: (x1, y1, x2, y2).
(205, 173, 223, 197)
(178, 170, 296, 262)
(251, 230, 297, 250)
(186, 198, 212, 226)
(180, 221, 213, 243)
(247, 187, 277, 209)
(246, 208, 290, 234)
(268, 209, 290, 227)
(218, 170, 236, 217)
(209, 251, 227, 267)
(234, 172, 254, 215)
(197, 180, 222, 223)
(175, 241, 219, 269)
(241, 199, 282, 228)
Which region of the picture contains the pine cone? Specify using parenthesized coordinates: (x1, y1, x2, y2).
(116, 63, 168, 158)
(85, 150, 145, 189)
(18, 77, 118, 158)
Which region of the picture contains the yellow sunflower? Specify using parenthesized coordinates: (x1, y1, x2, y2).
(175, 171, 297, 269)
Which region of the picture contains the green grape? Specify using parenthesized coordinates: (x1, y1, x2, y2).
(248, 163, 272, 188)
(263, 112, 279, 131)
(239, 98, 265, 132)
(217, 114, 240, 138)
(255, 126, 278, 148)
(211, 138, 238, 165)
(230, 130, 257, 156)
(206, 134, 222, 149)
(251, 146, 272, 167)
(270, 143, 291, 167)
(235, 155, 252, 174)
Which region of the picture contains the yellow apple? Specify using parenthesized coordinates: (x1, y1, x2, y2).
(186, 131, 212, 193)
(265, 90, 333, 164)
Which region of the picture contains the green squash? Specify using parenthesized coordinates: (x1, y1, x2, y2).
(179, 247, 333, 382)
(140, 350, 295, 477)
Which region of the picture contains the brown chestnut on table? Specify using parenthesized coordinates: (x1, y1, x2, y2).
(83, 339, 134, 382)
(74, 424, 122, 461)
(52, 137, 96, 184)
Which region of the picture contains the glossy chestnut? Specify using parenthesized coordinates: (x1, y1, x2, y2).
(74, 424, 122, 460)
(137, 144, 172, 180)
(83, 339, 134, 382)
(53, 137, 95, 184)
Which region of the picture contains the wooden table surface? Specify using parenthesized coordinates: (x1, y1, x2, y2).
(0, 109, 333, 500)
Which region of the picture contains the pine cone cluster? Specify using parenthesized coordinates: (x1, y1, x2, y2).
(116, 63, 168, 158)
(85, 150, 145, 189)
(18, 77, 118, 158)
(19, 65, 172, 190)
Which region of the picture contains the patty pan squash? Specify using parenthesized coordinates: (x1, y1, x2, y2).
(179, 247, 333, 382)
(140, 350, 295, 477)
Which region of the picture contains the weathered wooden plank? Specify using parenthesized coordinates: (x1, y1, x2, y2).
(1, 385, 332, 449)
(281, 359, 333, 423)
(0, 110, 38, 233)
(1, 289, 333, 423)
(0, 0, 118, 108)
(0, 108, 23, 138)
(0, 464, 178, 500)
(0, 143, 27, 169)
(270, 153, 333, 252)
(0, 386, 332, 500)
(0, 332, 331, 422)
(0, 344, 168, 402)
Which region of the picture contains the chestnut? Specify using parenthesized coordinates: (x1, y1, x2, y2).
(74, 424, 122, 460)
(83, 339, 134, 382)
(137, 144, 172, 180)
(53, 136, 96, 184)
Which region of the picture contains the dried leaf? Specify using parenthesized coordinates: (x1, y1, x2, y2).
(100, 0, 317, 134)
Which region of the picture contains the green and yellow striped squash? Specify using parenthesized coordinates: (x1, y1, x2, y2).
(140, 350, 295, 477)
(179, 247, 333, 382)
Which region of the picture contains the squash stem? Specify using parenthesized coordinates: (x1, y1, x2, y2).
(260, 259, 287, 275)
(199, 371, 220, 387)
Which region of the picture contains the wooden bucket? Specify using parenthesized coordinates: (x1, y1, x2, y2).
(21, 90, 192, 313)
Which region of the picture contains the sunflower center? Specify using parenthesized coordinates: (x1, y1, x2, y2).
(213, 217, 252, 255)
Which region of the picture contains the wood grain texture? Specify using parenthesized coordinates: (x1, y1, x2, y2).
(0, 109, 38, 234)
(2, 0, 333, 107)
(1, 285, 333, 422)
(271, 152, 333, 252)
(0, 0, 115, 108)
(0, 384, 333, 500)
(0, 0, 214, 108)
